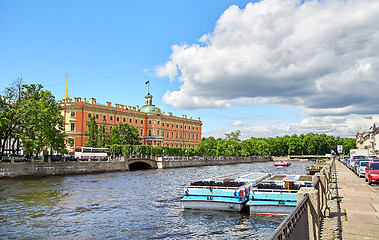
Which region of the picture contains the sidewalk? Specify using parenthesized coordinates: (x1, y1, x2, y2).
(336, 161, 379, 240)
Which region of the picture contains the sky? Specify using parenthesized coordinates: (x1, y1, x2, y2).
(1, 0, 379, 140)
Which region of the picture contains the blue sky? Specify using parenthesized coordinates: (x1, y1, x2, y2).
(1, 0, 379, 139)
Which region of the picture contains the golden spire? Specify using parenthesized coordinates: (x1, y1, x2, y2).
(64, 72, 69, 100)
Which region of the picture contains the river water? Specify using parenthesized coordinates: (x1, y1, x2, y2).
(0, 161, 312, 239)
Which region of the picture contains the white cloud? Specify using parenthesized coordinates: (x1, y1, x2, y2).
(157, 0, 379, 116)
(204, 114, 378, 140)
(228, 120, 249, 127)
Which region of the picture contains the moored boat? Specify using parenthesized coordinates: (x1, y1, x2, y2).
(274, 161, 291, 167)
(181, 172, 270, 212)
(306, 160, 327, 175)
(247, 175, 313, 215)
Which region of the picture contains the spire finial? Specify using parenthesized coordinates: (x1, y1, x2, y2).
(64, 72, 69, 100)
(145, 79, 150, 95)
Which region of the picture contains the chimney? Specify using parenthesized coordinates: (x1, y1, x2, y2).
(136, 105, 139, 111)
(84, 98, 87, 103)
(106, 102, 111, 107)
(115, 104, 119, 108)
(163, 112, 165, 115)
(169, 112, 172, 116)
(74, 97, 79, 103)
(198, 117, 201, 121)
(89, 98, 96, 104)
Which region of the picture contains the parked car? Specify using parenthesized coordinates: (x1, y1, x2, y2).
(365, 162, 379, 185)
(44, 155, 63, 162)
(351, 156, 369, 172)
(2, 154, 27, 162)
(64, 155, 77, 161)
(357, 161, 370, 177)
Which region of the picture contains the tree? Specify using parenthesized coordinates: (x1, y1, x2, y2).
(109, 123, 140, 146)
(98, 121, 108, 148)
(0, 81, 66, 158)
(85, 116, 99, 147)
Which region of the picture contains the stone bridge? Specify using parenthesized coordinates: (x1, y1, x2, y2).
(127, 157, 160, 170)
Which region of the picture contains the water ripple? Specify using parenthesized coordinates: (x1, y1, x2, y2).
(0, 161, 312, 239)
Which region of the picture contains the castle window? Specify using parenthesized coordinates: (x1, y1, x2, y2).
(116, 117, 120, 122)
(141, 120, 143, 124)
(70, 123, 75, 131)
(110, 116, 113, 121)
(88, 113, 92, 118)
(140, 128, 143, 136)
(149, 120, 152, 125)
(148, 129, 152, 136)
(71, 112, 75, 117)
(123, 118, 126, 122)
(96, 114, 99, 119)
(103, 115, 107, 121)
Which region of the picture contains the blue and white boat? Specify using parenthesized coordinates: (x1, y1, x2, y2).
(181, 172, 270, 212)
(247, 175, 313, 215)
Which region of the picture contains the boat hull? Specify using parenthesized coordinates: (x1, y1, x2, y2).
(181, 199, 248, 212)
(249, 204, 295, 215)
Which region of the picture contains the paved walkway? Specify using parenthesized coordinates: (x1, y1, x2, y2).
(336, 160, 379, 240)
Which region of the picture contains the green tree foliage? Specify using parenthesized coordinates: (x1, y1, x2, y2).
(195, 132, 356, 157)
(109, 123, 140, 146)
(85, 116, 99, 147)
(19, 84, 65, 156)
(0, 80, 66, 158)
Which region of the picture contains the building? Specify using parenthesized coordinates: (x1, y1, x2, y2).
(58, 87, 202, 154)
(356, 123, 378, 155)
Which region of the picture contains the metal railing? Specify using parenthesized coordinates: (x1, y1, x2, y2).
(270, 158, 335, 240)
(270, 195, 310, 240)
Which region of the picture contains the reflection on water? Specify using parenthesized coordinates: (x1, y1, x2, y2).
(0, 161, 312, 239)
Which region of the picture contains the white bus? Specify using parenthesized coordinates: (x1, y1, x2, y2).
(74, 147, 109, 161)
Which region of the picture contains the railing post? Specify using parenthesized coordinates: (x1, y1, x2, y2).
(297, 188, 320, 240)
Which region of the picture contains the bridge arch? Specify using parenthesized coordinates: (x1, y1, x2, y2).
(128, 158, 158, 170)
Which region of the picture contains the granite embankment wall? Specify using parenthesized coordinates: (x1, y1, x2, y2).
(0, 162, 130, 178)
(0, 156, 271, 178)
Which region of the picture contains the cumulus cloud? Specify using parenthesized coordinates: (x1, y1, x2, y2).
(228, 120, 249, 127)
(156, 0, 379, 116)
(205, 115, 379, 140)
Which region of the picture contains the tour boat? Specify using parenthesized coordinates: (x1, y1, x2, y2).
(306, 160, 327, 175)
(274, 161, 291, 167)
(181, 172, 270, 212)
(247, 175, 313, 215)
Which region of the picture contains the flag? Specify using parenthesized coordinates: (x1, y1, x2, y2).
(145, 79, 149, 85)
